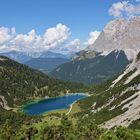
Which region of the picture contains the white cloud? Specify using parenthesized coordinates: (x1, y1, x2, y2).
(0, 27, 15, 45)
(109, 1, 128, 18)
(43, 24, 70, 49)
(0, 25, 101, 54)
(66, 39, 81, 51)
(49, 39, 81, 54)
(84, 31, 100, 46)
(13, 30, 43, 52)
(109, 0, 140, 18)
(0, 24, 71, 53)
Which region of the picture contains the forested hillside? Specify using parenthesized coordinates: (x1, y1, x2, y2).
(0, 56, 85, 109)
(25, 57, 69, 73)
(1, 114, 140, 140)
(51, 50, 129, 84)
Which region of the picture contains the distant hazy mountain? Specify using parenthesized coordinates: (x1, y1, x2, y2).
(40, 51, 69, 59)
(0, 50, 69, 63)
(51, 50, 129, 84)
(0, 51, 32, 63)
(25, 57, 70, 73)
(0, 51, 70, 74)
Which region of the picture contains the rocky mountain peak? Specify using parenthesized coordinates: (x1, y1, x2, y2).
(89, 17, 140, 60)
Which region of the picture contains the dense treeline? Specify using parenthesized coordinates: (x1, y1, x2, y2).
(1, 114, 140, 140)
(0, 56, 86, 107)
(0, 109, 41, 128)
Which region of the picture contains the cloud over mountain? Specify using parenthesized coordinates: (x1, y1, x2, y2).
(85, 31, 100, 46)
(109, 0, 140, 18)
(65, 39, 81, 51)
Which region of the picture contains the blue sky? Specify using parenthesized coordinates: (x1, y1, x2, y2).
(0, 0, 116, 40)
(0, 0, 139, 53)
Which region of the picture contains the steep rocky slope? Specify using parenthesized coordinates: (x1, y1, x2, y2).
(89, 17, 140, 60)
(78, 52, 140, 128)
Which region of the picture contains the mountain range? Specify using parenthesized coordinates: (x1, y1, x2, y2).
(50, 17, 140, 84)
(1, 18, 140, 86)
(0, 51, 140, 129)
(1, 17, 140, 139)
(0, 50, 70, 73)
(0, 50, 69, 63)
(51, 50, 129, 84)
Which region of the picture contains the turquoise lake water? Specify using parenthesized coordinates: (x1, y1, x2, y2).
(23, 93, 88, 115)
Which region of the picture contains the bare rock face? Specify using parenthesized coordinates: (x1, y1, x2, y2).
(0, 96, 11, 110)
(98, 52, 140, 129)
(89, 17, 140, 60)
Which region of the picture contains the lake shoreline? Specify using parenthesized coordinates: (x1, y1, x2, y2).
(23, 93, 89, 107)
(23, 93, 89, 115)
